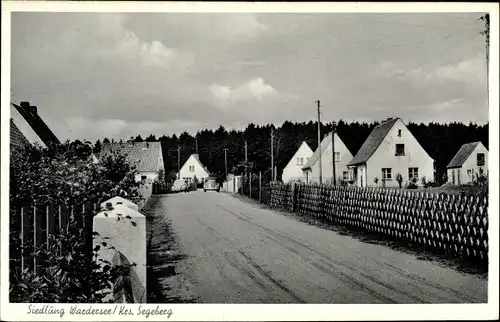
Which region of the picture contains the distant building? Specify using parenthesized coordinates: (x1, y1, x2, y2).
(179, 154, 210, 184)
(99, 141, 164, 183)
(281, 141, 314, 183)
(446, 141, 488, 185)
(346, 118, 434, 188)
(302, 132, 354, 184)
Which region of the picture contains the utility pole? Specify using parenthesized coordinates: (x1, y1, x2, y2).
(224, 148, 228, 180)
(177, 146, 181, 179)
(244, 140, 248, 194)
(195, 133, 198, 155)
(271, 127, 274, 182)
(316, 100, 322, 184)
(332, 130, 337, 186)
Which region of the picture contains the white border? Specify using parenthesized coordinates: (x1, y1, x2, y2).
(1, 2, 499, 321)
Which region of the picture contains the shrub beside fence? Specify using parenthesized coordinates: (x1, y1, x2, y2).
(11, 196, 147, 303)
(269, 182, 488, 263)
(11, 202, 98, 278)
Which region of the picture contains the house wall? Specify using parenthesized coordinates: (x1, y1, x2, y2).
(179, 155, 210, 182)
(447, 143, 488, 185)
(134, 171, 158, 183)
(282, 143, 314, 183)
(306, 134, 354, 184)
(366, 119, 434, 188)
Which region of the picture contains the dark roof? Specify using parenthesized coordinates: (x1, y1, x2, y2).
(10, 119, 31, 152)
(99, 142, 162, 172)
(446, 142, 482, 168)
(11, 102, 61, 148)
(347, 118, 399, 166)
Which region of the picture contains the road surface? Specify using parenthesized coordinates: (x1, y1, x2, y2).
(147, 190, 487, 303)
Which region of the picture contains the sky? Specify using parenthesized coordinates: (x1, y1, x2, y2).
(11, 12, 489, 142)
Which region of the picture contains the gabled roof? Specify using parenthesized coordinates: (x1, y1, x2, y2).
(285, 141, 313, 169)
(11, 102, 60, 148)
(347, 118, 399, 166)
(10, 118, 31, 152)
(447, 141, 484, 168)
(186, 153, 210, 175)
(302, 132, 349, 170)
(99, 141, 162, 172)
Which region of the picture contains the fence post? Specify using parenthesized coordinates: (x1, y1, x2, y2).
(94, 198, 146, 303)
(249, 172, 252, 198)
(291, 182, 296, 212)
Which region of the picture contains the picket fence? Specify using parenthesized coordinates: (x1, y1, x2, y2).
(269, 183, 488, 263)
(12, 202, 98, 276)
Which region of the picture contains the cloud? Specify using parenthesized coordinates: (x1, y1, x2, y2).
(379, 55, 487, 87)
(210, 77, 277, 105)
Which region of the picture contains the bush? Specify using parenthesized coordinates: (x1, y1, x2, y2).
(9, 141, 142, 303)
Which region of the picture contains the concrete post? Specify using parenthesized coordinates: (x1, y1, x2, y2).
(94, 199, 146, 303)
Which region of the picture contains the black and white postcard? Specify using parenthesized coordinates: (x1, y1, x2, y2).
(1, 1, 498, 321)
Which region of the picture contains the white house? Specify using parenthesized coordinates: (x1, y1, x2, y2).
(281, 141, 314, 183)
(346, 118, 434, 188)
(302, 132, 354, 184)
(179, 153, 210, 184)
(446, 141, 488, 185)
(99, 141, 164, 183)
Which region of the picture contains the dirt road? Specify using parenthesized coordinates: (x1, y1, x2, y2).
(147, 190, 487, 303)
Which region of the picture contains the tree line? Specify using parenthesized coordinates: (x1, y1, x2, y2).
(94, 120, 489, 184)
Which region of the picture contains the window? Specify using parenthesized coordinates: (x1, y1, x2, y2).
(467, 169, 472, 175)
(343, 171, 349, 180)
(141, 175, 147, 181)
(334, 152, 341, 162)
(477, 153, 485, 166)
(382, 168, 392, 180)
(189, 165, 195, 172)
(395, 144, 405, 156)
(408, 167, 418, 179)
(297, 157, 304, 165)
(398, 129, 402, 137)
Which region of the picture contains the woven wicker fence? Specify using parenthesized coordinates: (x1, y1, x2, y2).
(269, 183, 488, 263)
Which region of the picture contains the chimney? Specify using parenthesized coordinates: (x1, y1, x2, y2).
(20, 101, 37, 115)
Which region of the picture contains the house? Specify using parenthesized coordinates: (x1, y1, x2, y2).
(99, 141, 164, 183)
(281, 141, 314, 183)
(302, 132, 354, 184)
(10, 102, 61, 148)
(446, 141, 488, 185)
(179, 153, 210, 184)
(346, 118, 434, 188)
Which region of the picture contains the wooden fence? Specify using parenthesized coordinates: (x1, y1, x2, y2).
(269, 183, 488, 263)
(11, 202, 99, 276)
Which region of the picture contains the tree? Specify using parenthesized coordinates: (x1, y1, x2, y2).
(94, 139, 102, 153)
(134, 135, 144, 142)
(396, 173, 403, 189)
(9, 142, 142, 303)
(102, 137, 110, 144)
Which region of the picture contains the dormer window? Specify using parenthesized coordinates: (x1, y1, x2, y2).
(398, 129, 402, 137)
